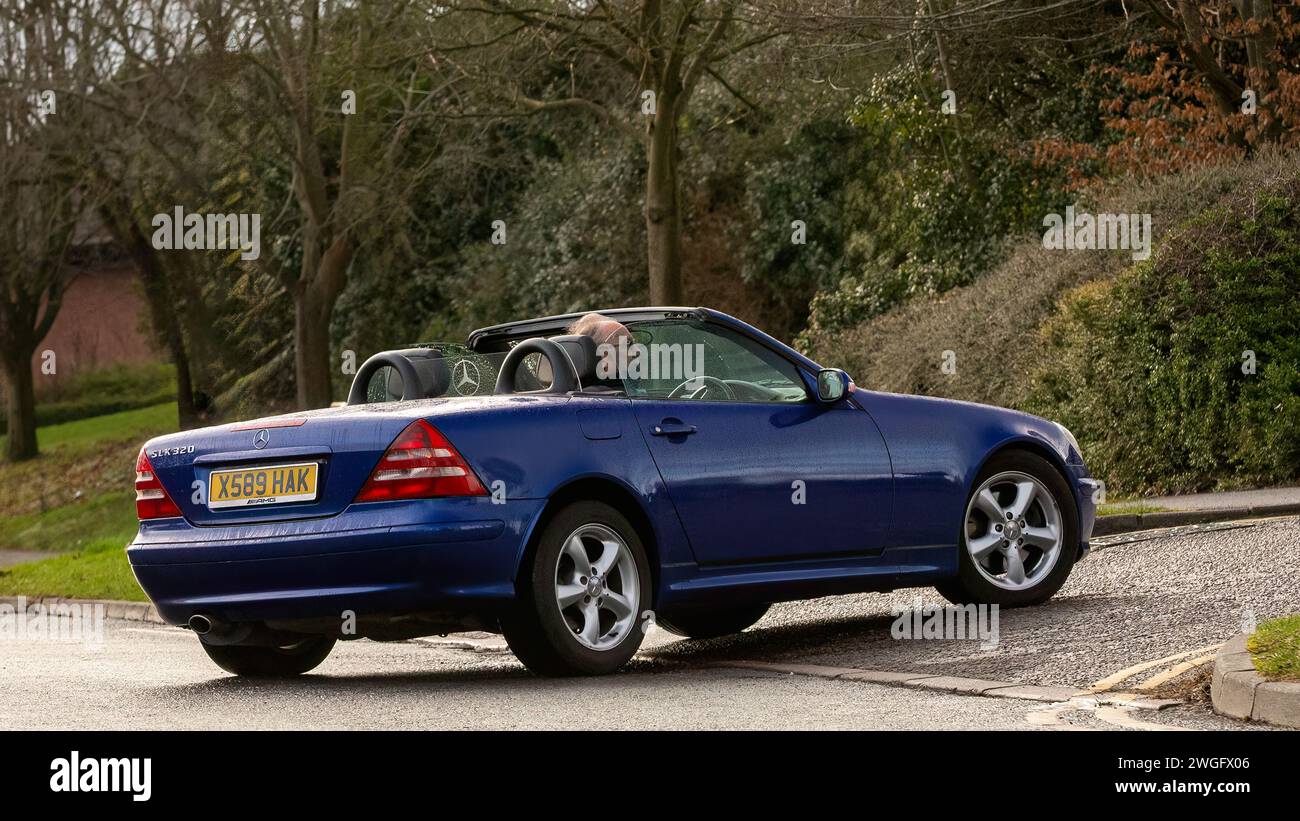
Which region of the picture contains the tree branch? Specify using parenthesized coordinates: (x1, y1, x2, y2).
(514, 92, 639, 139)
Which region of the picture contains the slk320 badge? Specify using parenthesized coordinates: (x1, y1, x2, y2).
(147, 445, 195, 458)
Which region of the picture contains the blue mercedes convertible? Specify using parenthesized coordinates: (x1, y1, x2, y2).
(128, 307, 1097, 677)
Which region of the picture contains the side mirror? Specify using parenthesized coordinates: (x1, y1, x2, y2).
(816, 368, 853, 403)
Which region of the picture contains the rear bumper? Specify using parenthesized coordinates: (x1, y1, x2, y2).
(127, 498, 544, 626)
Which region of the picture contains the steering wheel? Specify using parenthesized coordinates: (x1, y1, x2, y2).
(494, 337, 578, 395)
(667, 374, 735, 401)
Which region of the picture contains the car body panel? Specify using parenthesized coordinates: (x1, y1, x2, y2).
(853, 389, 1094, 556)
(131, 498, 536, 625)
(630, 398, 893, 564)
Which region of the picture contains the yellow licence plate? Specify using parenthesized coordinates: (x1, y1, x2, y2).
(208, 462, 319, 510)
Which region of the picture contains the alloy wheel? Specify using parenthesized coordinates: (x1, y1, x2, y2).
(964, 471, 1064, 591)
(553, 523, 640, 651)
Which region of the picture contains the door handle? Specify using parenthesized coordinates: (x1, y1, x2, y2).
(651, 420, 697, 436)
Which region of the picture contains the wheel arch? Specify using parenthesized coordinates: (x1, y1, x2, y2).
(971, 436, 1074, 494)
(516, 475, 662, 606)
(969, 436, 1085, 556)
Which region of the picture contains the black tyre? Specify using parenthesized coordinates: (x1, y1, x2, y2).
(935, 450, 1078, 608)
(658, 603, 770, 640)
(502, 501, 652, 676)
(199, 636, 336, 677)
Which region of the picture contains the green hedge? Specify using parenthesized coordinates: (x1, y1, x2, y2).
(802, 153, 1296, 414)
(0, 363, 176, 436)
(1029, 185, 1300, 495)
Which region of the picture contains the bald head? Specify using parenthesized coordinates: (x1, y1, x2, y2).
(568, 313, 629, 346)
(568, 313, 631, 379)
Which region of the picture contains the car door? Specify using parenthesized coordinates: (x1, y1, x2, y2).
(624, 320, 893, 565)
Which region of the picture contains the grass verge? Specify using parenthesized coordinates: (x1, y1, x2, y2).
(1097, 501, 1168, 517)
(0, 542, 145, 602)
(0, 403, 177, 601)
(1248, 615, 1300, 682)
(0, 490, 142, 602)
(0, 402, 176, 519)
(33, 402, 177, 451)
(0, 491, 137, 553)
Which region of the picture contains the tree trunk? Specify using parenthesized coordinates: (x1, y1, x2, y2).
(1177, 0, 1243, 115)
(645, 92, 683, 305)
(293, 285, 336, 410)
(292, 235, 353, 410)
(1243, 0, 1283, 142)
(173, 342, 197, 426)
(133, 238, 197, 428)
(100, 202, 199, 428)
(2, 344, 38, 462)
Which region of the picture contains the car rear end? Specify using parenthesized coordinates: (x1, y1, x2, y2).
(128, 403, 543, 638)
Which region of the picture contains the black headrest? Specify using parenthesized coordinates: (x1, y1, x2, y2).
(384, 349, 450, 399)
(551, 334, 598, 384)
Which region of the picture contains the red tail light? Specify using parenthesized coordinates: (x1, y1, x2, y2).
(135, 448, 182, 520)
(354, 420, 487, 503)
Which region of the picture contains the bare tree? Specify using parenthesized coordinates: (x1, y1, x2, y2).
(0, 150, 81, 462)
(459, 0, 789, 304)
(226, 0, 449, 409)
(76, 0, 219, 429)
(0, 1, 95, 461)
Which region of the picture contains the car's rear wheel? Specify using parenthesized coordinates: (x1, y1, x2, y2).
(199, 636, 336, 677)
(936, 450, 1078, 608)
(658, 603, 770, 640)
(502, 501, 652, 676)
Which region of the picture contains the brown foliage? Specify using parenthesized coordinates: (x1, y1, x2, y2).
(1036, 1, 1299, 185)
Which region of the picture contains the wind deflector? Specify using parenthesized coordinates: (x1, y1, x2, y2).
(346, 347, 504, 404)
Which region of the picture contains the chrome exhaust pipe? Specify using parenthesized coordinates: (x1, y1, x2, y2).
(189, 614, 255, 645)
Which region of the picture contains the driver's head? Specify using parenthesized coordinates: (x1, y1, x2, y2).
(568, 313, 631, 378)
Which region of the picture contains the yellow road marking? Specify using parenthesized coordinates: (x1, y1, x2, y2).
(1084, 644, 1223, 693)
(1135, 653, 1218, 692)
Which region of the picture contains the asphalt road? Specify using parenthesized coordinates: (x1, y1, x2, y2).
(654, 516, 1300, 686)
(1, 517, 1296, 730)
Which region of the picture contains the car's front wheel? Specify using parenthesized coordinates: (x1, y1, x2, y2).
(936, 450, 1078, 608)
(502, 501, 652, 676)
(199, 636, 336, 677)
